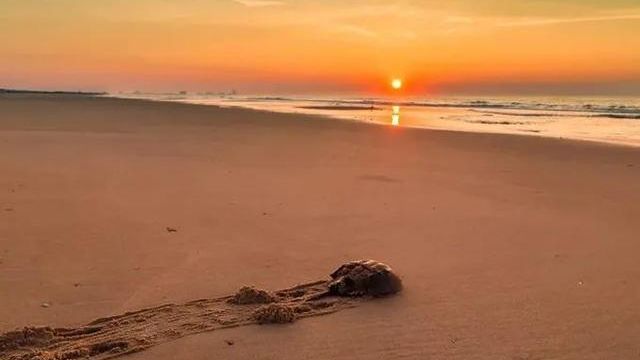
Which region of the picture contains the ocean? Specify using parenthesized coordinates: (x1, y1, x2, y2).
(110, 93, 640, 146)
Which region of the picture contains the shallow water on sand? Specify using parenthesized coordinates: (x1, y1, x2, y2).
(111, 94, 640, 146)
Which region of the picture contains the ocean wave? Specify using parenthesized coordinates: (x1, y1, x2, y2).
(397, 100, 640, 115)
(242, 96, 640, 116)
(116, 93, 640, 117)
(593, 113, 640, 119)
(469, 109, 568, 117)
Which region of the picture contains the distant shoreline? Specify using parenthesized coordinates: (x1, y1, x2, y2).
(0, 88, 106, 96)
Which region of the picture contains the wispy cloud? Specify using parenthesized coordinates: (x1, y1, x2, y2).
(324, 25, 421, 42)
(437, 10, 640, 33)
(332, 24, 377, 38)
(444, 16, 474, 25)
(231, 0, 284, 7)
(497, 13, 640, 27)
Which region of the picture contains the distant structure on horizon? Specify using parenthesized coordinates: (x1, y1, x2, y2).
(199, 89, 238, 96)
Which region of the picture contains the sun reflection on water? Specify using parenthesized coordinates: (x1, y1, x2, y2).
(391, 105, 400, 126)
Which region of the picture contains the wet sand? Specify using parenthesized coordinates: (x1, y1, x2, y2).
(1, 94, 640, 359)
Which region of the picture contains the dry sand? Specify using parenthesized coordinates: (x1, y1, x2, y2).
(1, 94, 639, 359)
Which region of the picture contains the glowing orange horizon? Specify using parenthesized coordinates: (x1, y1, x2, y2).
(1, 1, 639, 95)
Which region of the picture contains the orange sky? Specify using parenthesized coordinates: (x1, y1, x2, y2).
(1, 0, 640, 95)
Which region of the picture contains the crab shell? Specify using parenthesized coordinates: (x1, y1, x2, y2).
(328, 260, 402, 297)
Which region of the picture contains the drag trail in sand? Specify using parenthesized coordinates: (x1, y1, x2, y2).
(1, 280, 364, 360)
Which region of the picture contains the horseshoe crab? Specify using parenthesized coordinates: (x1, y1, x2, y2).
(327, 260, 402, 297)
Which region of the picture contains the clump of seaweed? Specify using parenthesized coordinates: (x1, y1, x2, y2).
(229, 286, 276, 305)
(253, 304, 296, 324)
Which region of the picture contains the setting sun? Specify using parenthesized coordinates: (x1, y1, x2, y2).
(391, 79, 403, 90)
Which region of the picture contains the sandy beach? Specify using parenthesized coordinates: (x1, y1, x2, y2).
(1, 94, 640, 359)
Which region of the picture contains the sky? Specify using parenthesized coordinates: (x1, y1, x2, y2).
(1, 0, 640, 96)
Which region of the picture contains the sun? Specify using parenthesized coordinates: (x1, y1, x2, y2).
(391, 79, 403, 90)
